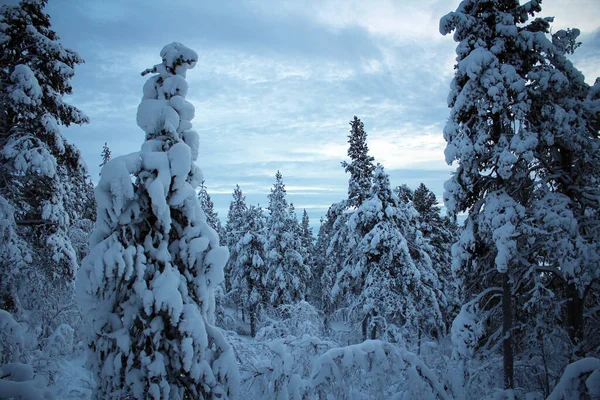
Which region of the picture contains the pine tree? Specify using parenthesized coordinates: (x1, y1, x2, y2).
(524, 31, 600, 351)
(198, 179, 222, 236)
(441, 0, 536, 388)
(265, 171, 310, 307)
(440, 0, 600, 390)
(76, 43, 238, 399)
(0, 0, 90, 334)
(341, 116, 375, 208)
(232, 205, 267, 337)
(99, 142, 111, 172)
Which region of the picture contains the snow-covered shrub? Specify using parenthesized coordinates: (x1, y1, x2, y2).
(257, 301, 323, 341)
(310, 340, 450, 400)
(228, 331, 336, 400)
(0, 309, 24, 365)
(0, 309, 54, 399)
(0, 363, 53, 400)
(41, 324, 74, 357)
(68, 218, 94, 263)
(547, 357, 600, 400)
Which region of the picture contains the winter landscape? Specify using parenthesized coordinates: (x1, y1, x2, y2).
(1, 0, 599, 399)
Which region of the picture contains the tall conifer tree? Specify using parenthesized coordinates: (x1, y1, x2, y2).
(198, 179, 222, 236)
(341, 116, 375, 209)
(441, 0, 600, 390)
(265, 171, 309, 306)
(77, 43, 238, 399)
(0, 0, 90, 333)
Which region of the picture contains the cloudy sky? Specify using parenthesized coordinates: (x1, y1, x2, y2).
(45, 0, 600, 229)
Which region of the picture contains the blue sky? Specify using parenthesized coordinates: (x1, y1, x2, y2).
(44, 0, 600, 229)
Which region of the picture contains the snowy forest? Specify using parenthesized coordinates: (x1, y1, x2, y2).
(1, 0, 599, 399)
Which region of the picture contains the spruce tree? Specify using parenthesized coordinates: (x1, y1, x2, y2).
(99, 142, 111, 171)
(198, 179, 222, 236)
(310, 216, 331, 309)
(341, 116, 375, 208)
(0, 0, 90, 334)
(232, 205, 267, 337)
(224, 184, 247, 300)
(413, 183, 460, 330)
(441, 0, 536, 388)
(265, 171, 310, 307)
(300, 209, 314, 265)
(76, 43, 238, 399)
(320, 201, 348, 327)
(394, 184, 413, 205)
(332, 165, 444, 342)
(322, 117, 376, 323)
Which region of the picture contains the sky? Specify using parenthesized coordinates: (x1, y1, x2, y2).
(43, 0, 600, 230)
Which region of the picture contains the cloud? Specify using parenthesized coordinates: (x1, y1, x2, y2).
(46, 0, 599, 228)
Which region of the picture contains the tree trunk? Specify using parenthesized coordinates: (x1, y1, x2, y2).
(502, 272, 514, 389)
(369, 310, 378, 340)
(250, 308, 257, 338)
(565, 282, 584, 350)
(362, 315, 368, 341)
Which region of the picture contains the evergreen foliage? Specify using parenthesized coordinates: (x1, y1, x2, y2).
(0, 0, 90, 334)
(265, 171, 310, 307)
(99, 142, 111, 171)
(441, 0, 600, 391)
(232, 205, 267, 337)
(223, 184, 247, 302)
(332, 165, 445, 342)
(341, 116, 375, 208)
(76, 42, 238, 399)
(198, 179, 222, 236)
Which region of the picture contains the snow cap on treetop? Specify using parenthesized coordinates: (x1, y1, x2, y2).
(142, 42, 198, 77)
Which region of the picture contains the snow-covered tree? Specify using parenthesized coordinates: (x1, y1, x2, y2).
(320, 117, 378, 325)
(198, 179, 222, 236)
(318, 201, 348, 330)
(99, 142, 111, 171)
(394, 184, 413, 205)
(0, 0, 90, 334)
(341, 116, 375, 209)
(524, 32, 600, 351)
(223, 184, 247, 311)
(332, 165, 444, 342)
(440, 0, 600, 390)
(413, 183, 460, 329)
(300, 209, 314, 268)
(441, 0, 536, 388)
(265, 171, 310, 307)
(232, 205, 267, 337)
(76, 43, 238, 399)
(309, 217, 330, 309)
